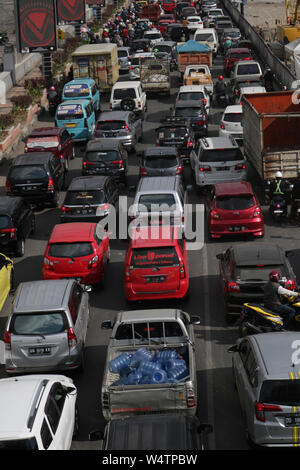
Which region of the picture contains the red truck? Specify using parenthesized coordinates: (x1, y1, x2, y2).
(161, 0, 176, 12)
(139, 3, 162, 22)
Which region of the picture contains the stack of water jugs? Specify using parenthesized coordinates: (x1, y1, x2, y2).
(110, 348, 189, 385)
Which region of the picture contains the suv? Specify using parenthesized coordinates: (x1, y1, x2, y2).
(155, 116, 195, 166)
(231, 60, 263, 81)
(24, 127, 74, 171)
(0, 196, 35, 257)
(6, 152, 65, 208)
(4, 279, 90, 374)
(82, 139, 128, 185)
(124, 225, 189, 302)
(143, 28, 163, 46)
(0, 374, 77, 449)
(190, 136, 246, 189)
(138, 147, 183, 179)
(95, 111, 143, 152)
(219, 105, 243, 145)
(173, 100, 208, 138)
(229, 332, 300, 447)
(110, 81, 147, 118)
(60, 176, 119, 223)
(223, 48, 253, 77)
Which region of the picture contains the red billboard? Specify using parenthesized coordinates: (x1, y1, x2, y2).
(15, 0, 57, 53)
(86, 0, 105, 5)
(56, 0, 86, 24)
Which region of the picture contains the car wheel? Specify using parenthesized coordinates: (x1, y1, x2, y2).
(16, 238, 25, 257)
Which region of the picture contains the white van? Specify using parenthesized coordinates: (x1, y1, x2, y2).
(110, 80, 147, 117)
(193, 28, 218, 56)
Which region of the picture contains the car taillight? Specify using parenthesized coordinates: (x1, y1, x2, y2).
(227, 282, 240, 293)
(5, 180, 11, 194)
(137, 101, 141, 108)
(220, 123, 225, 130)
(47, 177, 54, 191)
(24, 145, 28, 152)
(140, 167, 147, 176)
(125, 267, 131, 281)
(43, 257, 54, 270)
(176, 165, 183, 174)
(3, 330, 11, 350)
(253, 207, 261, 217)
(201, 99, 207, 105)
(187, 140, 192, 147)
(96, 203, 109, 215)
(235, 163, 246, 170)
(109, 103, 112, 109)
(197, 120, 205, 126)
(285, 279, 296, 290)
(199, 165, 211, 172)
(211, 209, 220, 219)
(88, 254, 99, 268)
(61, 205, 71, 212)
(255, 402, 282, 423)
(0, 228, 16, 239)
(186, 387, 196, 408)
(67, 327, 77, 348)
(111, 160, 124, 168)
(179, 262, 185, 279)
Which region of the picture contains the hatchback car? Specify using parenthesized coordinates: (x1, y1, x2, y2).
(229, 332, 300, 447)
(24, 127, 75, 171)
(206, 182, 264, 239)
(224, 48, 253, 77)
(173, 100, 208, 138)
(0, 374, 77, 449)
(82, 139, 128, 184)
(186, 15, 203, 28)
(117, 46, 131, 72)
(124, 225, 189, 302)
(42, 223, 110, 286)
(155, 117, 196, 166)
(60, 176, 118, 223)
(216, 243, 297, 318)
(0, 253, 13, 311)
(95, 111, 143, 152)
(4, 279, 90, 374)
(219, 104, 243, 145)
(0, 196, 35, 257)
(6, 152, 65, 208)
(138, 147, 183, 179)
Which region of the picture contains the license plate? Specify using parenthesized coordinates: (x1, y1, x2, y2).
(82, 209, 87, 214)
(23, 186, 35, 191)
(285, 414, 300, 427)
(28, 347, 51, 355)
(273, 210, 283, 214)
(229, 226, 246, 232)
(65, 123, 76, 128)
(216, 167, 229, 171)
(145, 276, 165, 283)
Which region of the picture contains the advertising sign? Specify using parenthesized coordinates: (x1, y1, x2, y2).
(56, 0, 86, 24)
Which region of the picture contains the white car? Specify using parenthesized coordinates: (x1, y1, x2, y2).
(177, 85, 211, 112)
(219, 104, 243, 145)
(143, 29, 163, 46)
(236, 85, 266, 104)
(0, 374, 77, 450)
(110, 80, 147, 116)
(186, 16, 203, 28)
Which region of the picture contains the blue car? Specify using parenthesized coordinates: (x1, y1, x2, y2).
(62, 78, 101, 114)
(55, 99, 96, 142)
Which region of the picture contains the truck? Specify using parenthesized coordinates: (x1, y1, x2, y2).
(100, 309, 199, 421)
(183, 64, 213, 92)
(71, 44, 119, 93)
(177, 40, 212, 76)
(242, 91, 300, 185)
(140, 56, 171, 94)
(139, 2, 162, 23)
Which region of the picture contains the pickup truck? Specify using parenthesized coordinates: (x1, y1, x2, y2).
(242, 91, 300, 186)
(183, 64, 213, 93)
(100, 308, 199, 421)
(177, 40, 212, 76)
(140, 56, 171, 94)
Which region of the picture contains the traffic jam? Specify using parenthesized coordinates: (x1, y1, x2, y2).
(1, 0, 300, 452)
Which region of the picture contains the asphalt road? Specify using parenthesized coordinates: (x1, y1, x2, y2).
(1, 53, 300, 451)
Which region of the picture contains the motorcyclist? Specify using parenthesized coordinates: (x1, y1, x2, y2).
(268, 171, 290, 202)
(47, 85, 60, 105)
(224, 36, 233, 53)
(214, 75, 227, 103)
(264, 270, 298, 328)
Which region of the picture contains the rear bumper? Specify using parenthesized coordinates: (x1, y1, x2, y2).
(196, 171, 246, 187)
(42, 265, 102, 285)
(125, 279, 189, 301)
(210, 219, 264, 238)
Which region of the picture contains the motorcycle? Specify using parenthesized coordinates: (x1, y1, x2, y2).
(47, 89, 60, 117)
(269, 195, 288, 222)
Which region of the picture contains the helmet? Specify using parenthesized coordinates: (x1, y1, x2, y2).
(218, 75, 223, 81)
(269, 270, 280, 282)
(50, 86, 55, 91)
(275, 171, 282, 178)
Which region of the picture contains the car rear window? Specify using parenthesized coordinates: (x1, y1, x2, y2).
(64, 190, 105, 205)
(113, 88, 137, 100)
(0, 215, 12, 230)
(236, 265, 285, 282)
(64, 83, 90, 97)
(130, 246, 179, 268)
(146, 33, 162, 39)
(195, 33, 214, 41)
(56, 104, 84, 120)
(229, 52, 250, 59)
(155, 45, 172, 53)
(118, 50, 128, 58)
(26, 136, 60, 149)
(11, 311, 68, 335)
(138, 194, 176, 211)
(237, 63, 260, 75)
(223, 112, 242, 122)
(48, 242, 94, 258)
(131, 57, 140, 66)
(9, 165, 47, 181)
(217, 22, 232, 28)
(216, 195, 254, 210)
(145, 155, 178, 168)
(85, 150, 119, 162)
(0, 438, 38, 450)
(97, 120, 126, 131)
(178, 92, 205, 101)
(175, 107, 204, 118)
(200, 148, 243, 162)
(260, 380, 300, 406)
(158, 127, 187, 138)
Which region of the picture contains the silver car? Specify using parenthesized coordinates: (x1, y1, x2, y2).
(4, 279, 90, 374)
(229, 332, 300, 447)
(117, 47, 131, 72)
(95, 111, 143, 152)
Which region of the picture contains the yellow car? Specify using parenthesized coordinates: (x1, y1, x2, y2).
(0, 253, 13, 311)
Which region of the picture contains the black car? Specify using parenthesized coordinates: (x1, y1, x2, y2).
(6, 152, 65, 208)
(138, 146, 183, 179)
(216, 243, 297, 321)
(60, 175, 119, 223)
(82, 139, 128, 185)
(173, 100, 208, 138)
(175, 2, 190, 20)
(151, 41, 178, 70)
(130, 38, 151, 54)
(155, 117, 196, 165)
(166, 23, 189, 42)
(0, 196, 35, 257)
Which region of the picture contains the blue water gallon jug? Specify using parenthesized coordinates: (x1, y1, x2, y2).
(127, 369, 143, 385)
(109, 353, 132, 373)
(156, 350, 179, 365)
(138, 360, 162, 376)
(119, 366, 132, 378)
(164, 358, 186, 371)
(167, 364, 189, 382)
(130, 348, 153, 368)
(149, 369, 168, 384)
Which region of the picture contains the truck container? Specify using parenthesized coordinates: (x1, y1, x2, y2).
(177, 40, 212, 75)
(140, 57, 171, 93)
(139, 3, 162, 23)
(242, 91, 300, 183)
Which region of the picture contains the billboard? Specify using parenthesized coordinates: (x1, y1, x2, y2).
(56, 0, 86, 24)
(86, 0, 105, 5)
(15, 0, 57, 53)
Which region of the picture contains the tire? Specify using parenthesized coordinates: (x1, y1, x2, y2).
(120, 98, 135, 112)
(16, 237, 25, 257)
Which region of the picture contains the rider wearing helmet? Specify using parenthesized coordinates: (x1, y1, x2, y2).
(215, 75, 226, 101)
(264, 270, 298, 328)
(269, 171, 289, 200)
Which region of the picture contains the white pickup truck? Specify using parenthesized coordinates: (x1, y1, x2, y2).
(100, 308, 200, 421)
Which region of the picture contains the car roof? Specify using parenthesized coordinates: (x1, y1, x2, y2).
(131, 52, 155, 57)
(179, 85, 207, 92)
(137, 176, 179, 192)
(130, 226, 179, 248)
(0, 195, 22, 214)
(13, 153, 54, 166)
(27, 127, 62, 137)
(250, 333, 300, 378)
(231, 243, 285, 267)
(223, 104, 243, 113)
(49, 222, 96, 243)
(58, 99, 91, 106)
(86, 138, 121, 151)
(228, 48, 252, 54)
(236, 60, 260, 66)
(64, 78, 94, 86)
(97, 110, 131, 121)
(112, 81, 141, 89)
(118, 308, 181, 323)
(67, 175, 109, 191)
(154, 41, 176, 46)
(201, 136, 237, 148)
(13, 279, 74, 313)
(214, 181, 254, 196)
(144, 147, 178, 156)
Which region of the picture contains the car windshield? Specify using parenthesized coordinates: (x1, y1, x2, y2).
(237, 63, 260, 75)
(113, 88, 136, 100)
(56, 104, 84, 120)
(118, 50, 128, 57)
(155, 45, 171, 53)
(236, 265, 285, 282)
(200, 148, 243, 162)
(216, 195, 254, 210)
(145, 155, 178, 168)
(260, 380, 300, 406)
(223, 112, 242, 122)
(0, 216, 12, 230)
(9, 165, 47, 181)
(225, 31, 240, 38)
(146, 33, 162, 39)
(178, 92, 205, 100)
(138, 194, 176, 211)
(115, 321, 184, 341)
(64, 83, 90, 97)
(97, 120, 126, 131)
(48, 242, 94, 258)
(175, 107, 204, 117)
(85, 150, 120, 163)
(26, 136, 59, 149)
(238, 80, 261, 88)
(130, 247, 179, 268)
(64, 190, 105, 205)
(11, 311, 68, 335)
(158, 127, 188, 138)
(0, 437, 38, 450)
(195, 33, 214, 41)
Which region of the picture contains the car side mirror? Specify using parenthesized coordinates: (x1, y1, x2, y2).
(216, 253, 224, 260)
(228, 344, 239, 353)
(89, 430, 105, 441)
(83, 284, 92, 292)
(101, 320, 113, 329)
(190, 315, 200, 325)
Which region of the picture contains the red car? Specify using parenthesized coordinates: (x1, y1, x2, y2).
(124, 225, 189, 302)
(206, 182, 264, 239)
(42, 222, 110, 285)
(161, 0, 176, 12)
(224, 48, 253, 77)
(24, 127, 75, 171)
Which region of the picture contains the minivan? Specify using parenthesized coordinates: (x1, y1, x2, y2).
(62, 78, 101, 114)
(55, 99, 96, 142)
(4, 279, 90, 374)
(193, 28, 218, 55)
